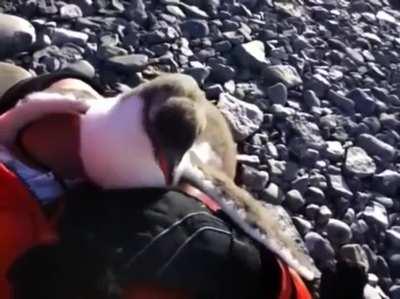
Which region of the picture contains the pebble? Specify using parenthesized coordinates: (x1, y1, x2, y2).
(60, 4, 83, 19)
(325, 141, 345, 161)
(267, 82, 287, 105)
(285, 189, 306, 212)
(304, 74, 331, 98)
(328, 173, 353, 198)
(240, 165, 269, 191)
(303, 90, 321, 108)
(233, 40, 268, 70)
(344, 147, 376, 177)
(326, 218, 353, 246)
(261, 182, 285, 205)
(217, 93, 263, 141)
(305, 186, 326, 205)
(180, 19, 210, 39)
(62, 60, 96, 79)
(373, 170, 400, 196)
(357, 134, 396, 162)
(292, 217, 313, 236)
(107, 54, 149, 72)
(362, 202, 389, 230)
(0, 14, 36, 57)
(262, 64, 303, 88)
(347, 88, 377, 116)
(51, 28, 89, 46)
(305, 232, 336, 268)
(339, 244, 370, 272)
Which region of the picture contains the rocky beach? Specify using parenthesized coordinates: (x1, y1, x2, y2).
(1, 0, 400, 298)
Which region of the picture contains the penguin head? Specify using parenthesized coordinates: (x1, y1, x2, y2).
(136, 74, 207, 185)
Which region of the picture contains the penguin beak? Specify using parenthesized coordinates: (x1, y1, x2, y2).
(157, 148, 181, 186)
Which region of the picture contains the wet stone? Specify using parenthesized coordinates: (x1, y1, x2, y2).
(240, 165, 269, 191)
(344, 147, 376, 177)
(267, 82, 287, 105)
(326, 218, 353, 246)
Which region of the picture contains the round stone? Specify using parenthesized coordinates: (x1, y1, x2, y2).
(326, 218, 352, 246)
(268, 82, 288, 105)
(0, 14, 36, 58)
(285, 189, 306, 212)
(0, 62, 32, 98)
(344, 146, 376, 177)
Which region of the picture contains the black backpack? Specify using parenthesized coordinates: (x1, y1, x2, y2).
(10, 187, 281, 299)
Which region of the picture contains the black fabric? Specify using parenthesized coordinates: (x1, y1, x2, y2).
(0, 71, 104, 115)
(57, 187, 278, 299)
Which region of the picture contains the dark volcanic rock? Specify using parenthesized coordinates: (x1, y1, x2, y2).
(107, 54, 149, 72)
(262, 65, 303, 88)
(180, 19, 210, 39)
(267, 82, 288, 105)
(233, 40, 269, 70)
(357, 134, 396, 162)
(344, 147, 376, 177)
(347, 88, 377, 116)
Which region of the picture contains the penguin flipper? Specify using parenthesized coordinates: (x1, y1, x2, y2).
(181, 162, 320, 281)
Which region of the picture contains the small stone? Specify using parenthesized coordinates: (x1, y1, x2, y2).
(0, 62, 32, 98)
(305, 232, 335, 268)
(285, 189, 306, 212)
(233, 40, 268, 70)
(387, 228, 400, 249)
(305, 186, 326, 205)
(362, 202, 389, 230)
(0, 14, 36, 58)
(217, 93, 263, 141)
(183, 67, 210, 85)
(327, 90, 355, 114)
(304, 74, 331, 98)
(241, 165, 269, 191)
(317, 205, 333, 225)
(304, 90, 321, 108)
(373, 170, 400, 196)
(60, 4, 83, 19)
(344, 147, 376, 177)
(107, 54, 149, 72)
(357, 134, 396, 162)
(292, 217, 313, 236)
(166, 5, 186, 18)
(388, 254, 400, 278)
(268, 82, 288, 105)
(340, 244, 370, 272)
(328, 174, 353, 198)
(390, 285, 400, 299)
(262, 65, 303, 88)
(181, 19, 209, 39)
(62, 60, 95, 79)
(364, 284, 389, 299)
(125, 0, 148, 25)
(261, 182, 284, 205)
(209, 63, 235, 84)
(326, 219, 353, 246)
(325, 141, 345, 161)
(347, 88, 377, 116)
(205, 84, 223, 99)
(51, 28, 89, 46)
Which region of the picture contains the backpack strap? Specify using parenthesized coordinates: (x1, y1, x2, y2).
(276, 259, 312, 299)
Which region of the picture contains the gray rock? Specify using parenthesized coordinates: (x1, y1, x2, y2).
(345, 47, 365, 64)
(390, 285, 400, 299)
(344, 147, 376, 177)
(261, 182, 285, 205)
(0, 62, 32, 98)
(62, 60, 95, 79)
(217, 93, 263, 141)
(305, 232, 336, 268)
(351, 219, 369, 242)
(362, 202, 389, 230)
(328, 174, 353, 198)
(305, 186, 326, 205)
(126, 0, 148, 25)
(241, 165, 269, 191)
(205, 84, 223, 99)
(325, 141, 345, 161)
(364, 284, 389, 299)
(233, 40, 268, 70)
(183, 67, 210, 85)
(317, 205, 333, 225)
(181, 19, 209, 39)
(67, 0, 94, 15)
(326, 219, 353, 246)
(292, 217, 313, 236)
(304, 74, 331, 98)
(268, 82, 288, 105)
(357, 134, 396, 162)
(340, 244, 370, 272)
(327, 90, 355, 114)
(51, 28, 89, 46)
(107, 54, 149, 72)
(380, 113, 400, 130)
(304, 90, 321, 108)
(386, 228, 400, 249)
(209, 63, 235, 83)
(166, 5, 186, 18)
(60, 4, 83, 19)
(179, 3, 209, 18)
(285, 189, 306, 212)
(0, 14, 36, 58)
(388, 254, 400, 278)
(373, 170, 400, 196)
(262, 65, 303, 88)
(347, 88, 377, 116)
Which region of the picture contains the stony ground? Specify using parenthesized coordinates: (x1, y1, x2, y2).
(1, 0, 400, 298)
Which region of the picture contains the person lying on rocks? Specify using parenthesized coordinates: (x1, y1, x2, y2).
(0, 71, 366, 299)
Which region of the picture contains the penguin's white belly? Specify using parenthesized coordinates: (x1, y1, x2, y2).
(80, 96, 166, 189)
